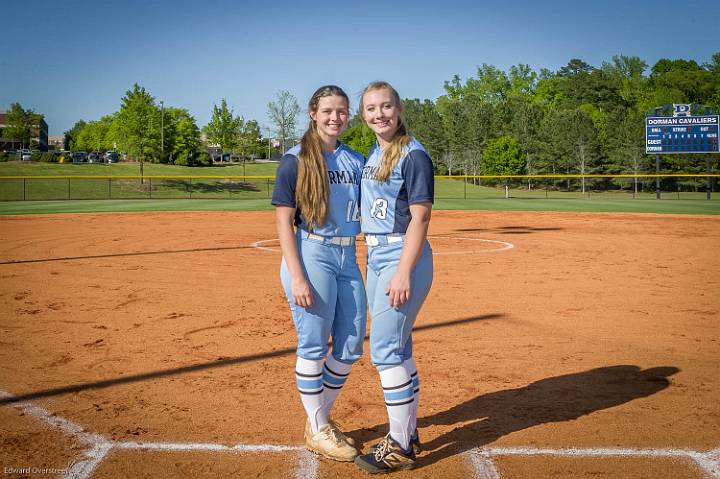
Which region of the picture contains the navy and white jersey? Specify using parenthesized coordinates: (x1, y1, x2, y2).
(360, 138, 434, 234)
(272, 143, 365, 237)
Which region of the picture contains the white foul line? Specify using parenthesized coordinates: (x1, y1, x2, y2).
(0, 388, 314, 479)
(3, 388, 719, 479)
(471, 447, 720, 479)
(465, 450, 501, 479)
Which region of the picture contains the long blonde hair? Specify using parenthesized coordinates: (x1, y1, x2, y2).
(360, 81, 411, 182)
(296, 85, 349, 230)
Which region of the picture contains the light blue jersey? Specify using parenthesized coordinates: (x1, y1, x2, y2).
(360, 138, 434, 234)
(272, 143, 364, 237)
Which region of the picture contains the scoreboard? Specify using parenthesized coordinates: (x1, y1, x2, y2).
(645, 115, 719, 154)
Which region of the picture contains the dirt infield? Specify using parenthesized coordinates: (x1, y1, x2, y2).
(1, 210, 718, 478)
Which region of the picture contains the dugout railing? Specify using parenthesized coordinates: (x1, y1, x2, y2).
(0, 174, 718, 201)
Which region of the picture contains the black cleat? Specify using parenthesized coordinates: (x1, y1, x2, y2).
(355, 433, 416, 474)
(371, 429, 420, 455)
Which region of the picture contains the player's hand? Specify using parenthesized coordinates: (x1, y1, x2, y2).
(386, 271, 411, 309)
(292, 277, 313, 309)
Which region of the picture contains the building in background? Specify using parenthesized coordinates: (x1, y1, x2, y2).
(48, 136, 64, 150)
(0, 110, 49, 151)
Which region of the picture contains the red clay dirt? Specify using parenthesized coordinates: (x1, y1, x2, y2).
(0, 210, 718, 478)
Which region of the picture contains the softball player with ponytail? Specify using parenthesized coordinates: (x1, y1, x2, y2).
(272, 85, 366, 462)
(354, 81, 434, 473)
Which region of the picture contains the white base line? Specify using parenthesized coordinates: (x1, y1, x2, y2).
(115, 441, 303, 453)
(472, 447, 720, 479)
(4, 389, 719, 479)
(297, 450, 319, 479)
(465, 450, 501, 479)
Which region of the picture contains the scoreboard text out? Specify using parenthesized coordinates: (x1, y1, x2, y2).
(645, 115, 719, 154)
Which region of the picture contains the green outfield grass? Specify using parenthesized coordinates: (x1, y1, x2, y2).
(0, 199, 274, 215)
(0, 197, 717, 216)
(0, 160, 279, 177)
(1, 161, 717, 215)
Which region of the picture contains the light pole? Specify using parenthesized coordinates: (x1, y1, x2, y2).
(160, 100, 164, 163)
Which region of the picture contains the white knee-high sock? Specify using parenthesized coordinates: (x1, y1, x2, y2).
(322, 355, 352, 418)
(378, 364, 414, 451)
(296, 357, 328, 434)
(403, 358, 419, 435)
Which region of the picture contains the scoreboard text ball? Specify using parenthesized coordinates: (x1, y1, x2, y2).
(645, 115, 719, 154)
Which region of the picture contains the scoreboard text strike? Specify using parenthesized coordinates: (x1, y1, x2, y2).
(646, 115, 719, 154)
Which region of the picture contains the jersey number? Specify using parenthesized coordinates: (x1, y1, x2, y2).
(346, 200, 360, 222)
(370, 198, 388, 220)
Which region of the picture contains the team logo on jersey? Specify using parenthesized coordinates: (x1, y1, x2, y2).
(362, 165, 379, 180)
(328, 170, 360, 185)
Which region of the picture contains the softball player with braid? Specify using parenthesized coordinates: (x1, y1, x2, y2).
(354, 81, 434, 473)
(272, 85, 366, 462)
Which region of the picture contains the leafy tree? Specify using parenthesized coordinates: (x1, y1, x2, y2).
(114, 84, 161, 177)
(554, 108, 598, 193)
(172, 110, 202, 164)
(558, 58, 594, 77)
(483, 135, 524, 197)
(508, 64, 538, 98)
(340, 115, 375, 156)
(203, 99, 242, 156)
(3, 103, 43, 149)
(237, 119, 265, 159)
(483, 136, 525, 175)
(64, 120, 87, 150)
(601, 55, 649, 109)
(606, 107, 648, 195)
(267, 90, 301, 153)
(74, 115, 116, 152)
(402, 98, 446, 162)
(497, 97, 545, 187)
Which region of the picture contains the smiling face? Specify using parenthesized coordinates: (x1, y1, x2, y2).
(309, 94, 349, 144)
(361, 87, 402, 145)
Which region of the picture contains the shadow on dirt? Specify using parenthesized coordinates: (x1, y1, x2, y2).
(0, 313, 504, 404)
(454, 226, 563, 235)
(347, 364, 679, 469)
(0, 245, 259, 265)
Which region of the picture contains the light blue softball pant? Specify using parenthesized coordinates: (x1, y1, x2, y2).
(366, 237, 433, 366)
(280, 231, 366, 363)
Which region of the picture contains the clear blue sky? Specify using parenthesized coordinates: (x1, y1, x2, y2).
(1, 0, 718, 136)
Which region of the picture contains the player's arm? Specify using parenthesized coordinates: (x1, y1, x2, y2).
(386, 203, 431, 309)
(275, 206, 313, 308)
(386, 149, 434, 309)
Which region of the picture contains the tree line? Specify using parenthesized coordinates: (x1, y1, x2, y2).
(342, 53, 720, 187)
(62, 84, 283, 167)
(6, 53, 718, 178)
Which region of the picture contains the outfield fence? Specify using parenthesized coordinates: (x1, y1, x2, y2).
(0, 174, 718, 201)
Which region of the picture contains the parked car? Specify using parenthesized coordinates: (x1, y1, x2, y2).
(21, 149, 32, 161)
(72, 151, 88, 163)
(105, 151, 120, 163)
(87, 152, 101, 163)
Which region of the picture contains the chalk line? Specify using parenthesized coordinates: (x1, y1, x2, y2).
(4, 389, 719, 478)
(296, 449, 320, 479)
(466, 450, 501, 479)
(251, 236, 515, 256)
(476, 446, 720, 479)
(115, 441, 302, 453)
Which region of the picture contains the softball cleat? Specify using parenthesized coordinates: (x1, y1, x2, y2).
(355, 433, 416, 473)
(328, 418, 357, 447)
(304, 421, 358, 462)
(370, 428, 420, 455)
